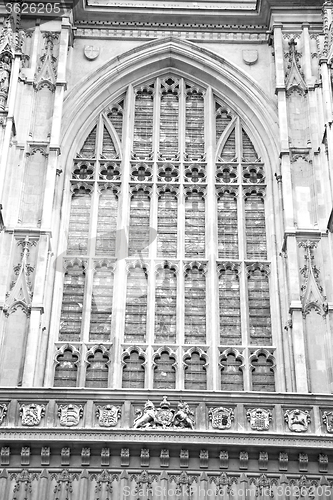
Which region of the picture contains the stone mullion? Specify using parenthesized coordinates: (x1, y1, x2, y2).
(204, 87, 218, 391)
(236, 118, 250, 390)
(147, 82, 160, 354)
(112, 85, 135, 388)
(178, 78, 186, 389)
(236, 120, 247, 360)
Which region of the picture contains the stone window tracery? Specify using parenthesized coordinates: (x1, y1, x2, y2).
(55, 74, 275, 391)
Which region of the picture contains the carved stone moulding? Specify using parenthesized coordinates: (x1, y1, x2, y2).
(284, 408, 311, 433)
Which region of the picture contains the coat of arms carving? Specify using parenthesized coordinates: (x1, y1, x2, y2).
(284, 409, 311, 432)
(322, 411, 333, 433)
(246, 408, 272, 431)
(95, 404, 121, 427)
(20, 403, 46, 426)
(58, 404, 84, 427)
(0, 403, 8, 425)
(133, 396, 195, 429)
(209, 407, 234, 430)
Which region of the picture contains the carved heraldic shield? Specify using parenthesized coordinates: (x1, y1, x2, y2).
(209, 407, 234, 430)
(95, 405, 121, 427)
(20, 403, 46, 426)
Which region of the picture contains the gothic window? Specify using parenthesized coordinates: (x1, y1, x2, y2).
(122, 348, 146, 388)
(185, 87, 205, 159)
(55, 75, 275, 391)
(185, 188, 206, 258)
(96, 186, 119, 256)
(155, 264, 177, 343)
(217, 188, 238, 259)
(54, 345, 79, 387)
(67, 185, 92, 255)
(159, 78, 179, 158)
(157, 187, 178, 257)
(89, 263, 114, 342)
(220, 350, 244, 391)
(85, 347, 110, 388)
(133, 86, 154, 158)
(247, 265, 271, 345)
(106, 102, 124, 142)
(245, 189, 267, 260)
(250, 350, 275, 392)
(128, 187, 151, 257)
(218, 264, 241, 345)
(59, 261, 85, 342)
(184, 264, 206, 344)
(184, 349, 207, 390)
(153, 348, 176, 389)
(125, 263, 148, 343)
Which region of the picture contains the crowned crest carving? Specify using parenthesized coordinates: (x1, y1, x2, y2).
(95, 404, 121, 427)
(58, 404, 84, 427)
(322, 411, 333, 433)
(20, 404, 45, 426)
(0, 403, 8, 425)
(208, 407, 234, 430)
(133, 397, 195, 430)
(247, 408, 272, 431)
(284, 409, 311, 432)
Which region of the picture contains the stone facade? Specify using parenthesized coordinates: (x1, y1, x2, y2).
(0, 0, 333, 498)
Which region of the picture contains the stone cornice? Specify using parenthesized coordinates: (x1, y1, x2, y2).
(1, 429, 333, 449)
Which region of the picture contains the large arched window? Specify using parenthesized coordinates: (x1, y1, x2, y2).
(55, 74, 275, 391)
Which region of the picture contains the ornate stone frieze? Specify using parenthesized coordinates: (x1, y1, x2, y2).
(58, 404, 84, 427)
(322, 411, 333, 433)
(0, 403, 8, 425)
(20, 403, 46, 426)
(299, 240, 327, 317)
(95, 404, 121, 427)
(133, 396, 195, 430)
(208, 407, 234, 430)
(284, 409, 311, 432)
(246, 408, 272, 431)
